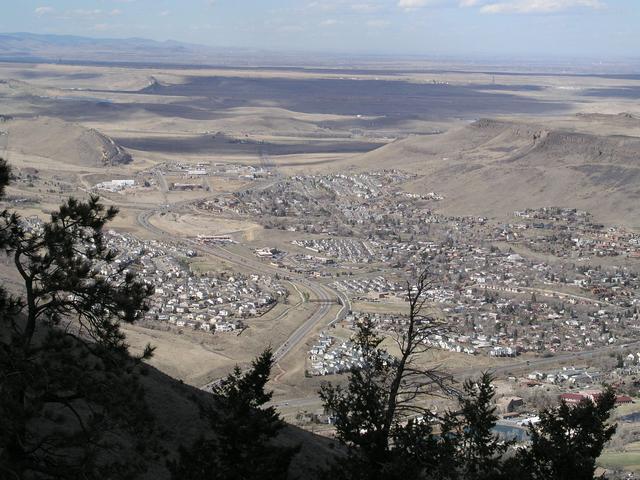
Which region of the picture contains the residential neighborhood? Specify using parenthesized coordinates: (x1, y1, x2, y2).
(103, 230, 289, 334)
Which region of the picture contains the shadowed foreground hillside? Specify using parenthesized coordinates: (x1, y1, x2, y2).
(123, 354, 332, 479)
(0, 321, 332, 480)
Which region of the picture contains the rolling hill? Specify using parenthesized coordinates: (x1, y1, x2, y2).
(350, 115, 640, 228)
(4, 117, 133, 167)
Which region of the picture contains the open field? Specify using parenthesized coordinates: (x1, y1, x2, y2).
(600, 442, 640, 472)
(149, 211, 262, 239)
(350, 300, 411, 315)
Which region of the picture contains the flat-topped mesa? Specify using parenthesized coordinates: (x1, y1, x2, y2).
(532, 129, 640, 165)
(346, 115, 640, 227)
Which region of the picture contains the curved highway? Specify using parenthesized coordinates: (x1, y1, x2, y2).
(136, 204, 350, 368)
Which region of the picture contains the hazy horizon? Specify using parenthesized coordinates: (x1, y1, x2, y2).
(1, 1, 639, 61)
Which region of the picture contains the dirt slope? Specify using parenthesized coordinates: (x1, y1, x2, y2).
(5, 117, 132, 166)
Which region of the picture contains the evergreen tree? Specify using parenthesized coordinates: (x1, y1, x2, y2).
(0, 159, 156, 479)
(319, 267, 619, 480)
(514, 388, 617, 480)
(0, 158, 9, 198)
(0, 157, 623, 479)
(169, 349, 299, 480)
(440, 373, 509, 480)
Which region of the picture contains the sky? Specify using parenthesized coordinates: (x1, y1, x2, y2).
(1, 0, 639, 59)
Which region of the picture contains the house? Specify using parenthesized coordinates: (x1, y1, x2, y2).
(615, 395, 634, 405)
(561, 391, 635, 406)
(215, 323, 236, 333)
(560, 393, 585, 405)
(497, 396, 524, 413)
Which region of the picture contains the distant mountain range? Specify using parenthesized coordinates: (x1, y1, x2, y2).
(0, 32, 295, 67)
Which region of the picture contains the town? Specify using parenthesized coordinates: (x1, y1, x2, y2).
(195, 173, 640, 359)
(103, 231, 288, 334)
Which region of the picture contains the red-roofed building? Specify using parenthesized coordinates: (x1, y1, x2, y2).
(616, 395, 634, 405)
(560, 391, 634, 406)
(560, 393, 585, 405)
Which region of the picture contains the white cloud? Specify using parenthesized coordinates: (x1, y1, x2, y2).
(159, 10, 171, 16)
(70, 9, 103, 17)
(53, 8, 126, 21)
(320, 18, 340, 26)
(305, 1, 384, 15)
(398, 0, 432, 9)
(307, 1, 340, 12)
(34, 6, 54, 16)
(472, 0, 606, 14)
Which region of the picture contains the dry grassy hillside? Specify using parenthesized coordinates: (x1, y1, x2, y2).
(5, 117, 132, 167)
(0, 78, 55, 98)
(350, 115, 640, 228)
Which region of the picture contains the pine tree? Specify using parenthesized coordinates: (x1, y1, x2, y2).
(440, 373, 509, 480)
(169, 349, 299, 480)
(513, 388, 617, 480)
(0, 159, 156, 479)
(0, 158, 9, 198)
(319, 267, 619, 480)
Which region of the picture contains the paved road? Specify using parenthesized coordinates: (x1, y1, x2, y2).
(484, 340, 640, 377)
(156, 170, 169, 194)
(270, 340, 640, 410)
(136, 196, 634, 405)
(135, 199, 349, 370)
(184, 242, 349, 362)
(477, 283, 620, 310)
